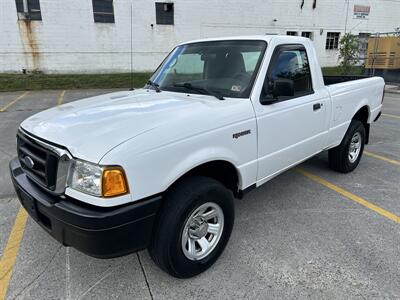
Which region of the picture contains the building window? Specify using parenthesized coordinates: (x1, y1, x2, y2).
(92, 0, 115, 23)
(156, 2, 174, 25)
(358, 33, 370, 60)
(301, 31, 313, 40)
(15, 0, 42, 21)
(286, 31, 298, 36)
(325, 32, 340, 50)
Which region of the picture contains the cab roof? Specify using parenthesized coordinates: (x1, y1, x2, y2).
(178, 35, 309, 46)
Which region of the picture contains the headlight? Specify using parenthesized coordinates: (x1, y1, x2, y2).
(69, 160, 103, 196)
(68, 160, 129, 197)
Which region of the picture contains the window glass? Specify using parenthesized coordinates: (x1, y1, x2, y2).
(15, 0, 42, 20)
(156, 2, 174, 25)
(15, 0, 24, 12)
(301, 31, 313, 40)
(163, 53, 204, 83)
(326, 32, 340, 49)
(242, 52, 261, 72)
(150, 40, 267, 98)
(358, 33, 370, 60)
(27, 0, 42, 20)
(267, 48, 312, 97)
(92, 0, 115, 23)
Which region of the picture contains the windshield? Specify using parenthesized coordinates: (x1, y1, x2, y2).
(148, 40, 267, 98)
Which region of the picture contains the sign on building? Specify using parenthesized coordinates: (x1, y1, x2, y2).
(353, 5, 370, 20)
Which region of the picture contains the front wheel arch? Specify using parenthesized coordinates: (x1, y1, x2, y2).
(166, 160, 241, 197)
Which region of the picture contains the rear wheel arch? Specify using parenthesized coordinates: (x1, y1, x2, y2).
(352, 105, 370, 144)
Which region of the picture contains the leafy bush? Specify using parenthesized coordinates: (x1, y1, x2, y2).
(338, 33, 361, 75)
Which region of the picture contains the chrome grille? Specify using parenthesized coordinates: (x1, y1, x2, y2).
(17, 131, 59, 191)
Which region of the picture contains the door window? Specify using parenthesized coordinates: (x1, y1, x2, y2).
(263, 46, 313, 101)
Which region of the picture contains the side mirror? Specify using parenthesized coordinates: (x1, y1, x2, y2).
(260, 79, 294, 105)
(272, 79, 294, 98)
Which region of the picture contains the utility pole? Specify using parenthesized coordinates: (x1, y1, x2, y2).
(344, 0, 350, 34)
(130, 0, 134, 90)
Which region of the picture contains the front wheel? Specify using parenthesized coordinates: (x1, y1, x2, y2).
(328, 120, 366, 173)
(149, 176, 234, 278)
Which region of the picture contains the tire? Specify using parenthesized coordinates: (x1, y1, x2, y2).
(328, 119, 366, 173)
(148, 176, 234, 278)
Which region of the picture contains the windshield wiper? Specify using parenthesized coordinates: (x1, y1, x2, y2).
(173, 82, 225, 100)
(146, 80, 161, 92)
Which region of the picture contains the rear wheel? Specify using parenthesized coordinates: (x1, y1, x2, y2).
(328, 120, 365, 173)
(149, 176, 234, 278)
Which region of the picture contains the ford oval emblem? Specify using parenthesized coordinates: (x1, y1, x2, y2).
(24, 156, 35, 169)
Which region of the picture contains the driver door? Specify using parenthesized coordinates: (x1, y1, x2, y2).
(255, 44, 329, 183)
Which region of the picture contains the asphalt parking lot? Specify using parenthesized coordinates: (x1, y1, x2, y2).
(0, 89, 399, 299)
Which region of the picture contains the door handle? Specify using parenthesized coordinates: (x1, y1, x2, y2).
(313, 103, 323, 111)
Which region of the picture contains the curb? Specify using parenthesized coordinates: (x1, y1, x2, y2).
(385, 89, 400, 94)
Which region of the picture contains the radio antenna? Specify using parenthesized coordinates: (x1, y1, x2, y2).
(129, 1, 134, 90)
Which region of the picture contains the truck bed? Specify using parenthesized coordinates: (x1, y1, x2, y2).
(323, 75, 369, 86)
(324, 76, 384, 149)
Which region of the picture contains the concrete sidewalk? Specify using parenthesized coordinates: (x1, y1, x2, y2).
(385, 84, 400, 94)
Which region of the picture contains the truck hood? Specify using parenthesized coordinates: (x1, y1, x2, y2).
(20, 89, 252, 162)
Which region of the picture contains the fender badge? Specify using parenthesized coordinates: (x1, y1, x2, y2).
(233, 130, 251, 139)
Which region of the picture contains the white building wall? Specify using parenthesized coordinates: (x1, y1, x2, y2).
(0, 0, 398, 73)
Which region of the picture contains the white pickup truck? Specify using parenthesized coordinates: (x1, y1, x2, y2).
(10, 35, 384, 278)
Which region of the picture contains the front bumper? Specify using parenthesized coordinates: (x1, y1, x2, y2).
(9, 157, 162, 258)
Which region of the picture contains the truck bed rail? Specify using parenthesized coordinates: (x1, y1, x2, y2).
(323, 75, 370, 86)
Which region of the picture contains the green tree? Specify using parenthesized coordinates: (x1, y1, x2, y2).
(338, 33, 360, 74)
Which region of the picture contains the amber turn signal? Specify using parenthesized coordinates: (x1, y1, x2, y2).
(102, 167, 129, 197)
